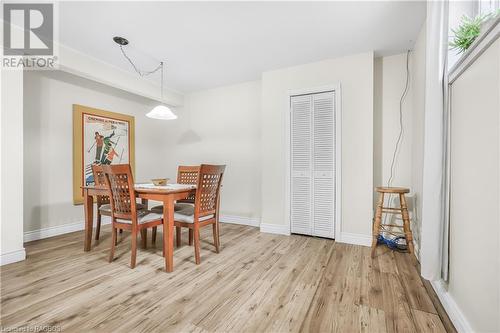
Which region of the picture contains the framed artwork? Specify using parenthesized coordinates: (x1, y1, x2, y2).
(73, 104, 135, 204)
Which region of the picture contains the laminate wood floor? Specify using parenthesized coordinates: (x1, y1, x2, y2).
(1, 224, 454, 332)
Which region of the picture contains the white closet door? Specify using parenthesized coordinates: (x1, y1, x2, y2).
(290, 95, 312, 235)
(312, 92, 335, 238)
(290, 91, 335, 239)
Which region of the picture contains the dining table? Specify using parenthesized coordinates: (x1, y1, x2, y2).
(81, 183, 196, 272)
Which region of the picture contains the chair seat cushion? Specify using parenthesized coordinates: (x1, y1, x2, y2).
(150, 203, 193, 214)
(174, 204, 214, 224)
(99, 204, 112, 214)
(174, 212, 214, 224)
(116, 211, 163, 224)
(99, 203, 146, 214)
(151, 203, 213, 223)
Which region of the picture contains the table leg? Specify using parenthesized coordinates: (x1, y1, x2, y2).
(163, 196, 175, 272)
(83, 189, 94, 252)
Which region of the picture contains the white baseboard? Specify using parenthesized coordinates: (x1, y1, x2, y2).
(431, 280, 473, 333)
(258, 226, 370, 243)
(260, 223, 290, 235)
(23, 214, 259, 243)
(0, 248, 26, 266)
(24, 218, 111, 243)
(413, 240, 421, 261)
(219, 214, 260, 227)
(337, 232, 371, 247)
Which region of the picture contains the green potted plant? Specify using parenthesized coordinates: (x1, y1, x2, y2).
(450, 10, 500, 53)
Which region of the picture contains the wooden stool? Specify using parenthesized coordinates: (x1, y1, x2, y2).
(371, 187, 415, 258)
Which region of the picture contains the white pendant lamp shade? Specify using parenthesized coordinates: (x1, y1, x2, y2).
(147, 60, 177, 120)
(148, 61, 177, 120)
(146, 105, 178, 120)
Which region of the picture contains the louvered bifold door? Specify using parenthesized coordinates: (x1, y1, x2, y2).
(290, 95, 313, 235)
(312, 92, 335, 238)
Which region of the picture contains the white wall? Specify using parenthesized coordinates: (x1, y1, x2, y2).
(23, 70, 171, 233)
(372, 26, 426, 258)
(373, 52, 420, 253)
(22, 72, 261, 238)
(447, 38, 499, 333)
(373, 53, 414, 200)
(0, 69, 26, 265)
(157, 81, 262, 219)
(261, 52, 374, 239)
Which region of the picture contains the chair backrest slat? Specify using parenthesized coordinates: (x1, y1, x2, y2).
(177, 165, 200, 204)
(91, 165, 110, 205)
(102, 164, 137, 222)
(194, 165, 225, 217)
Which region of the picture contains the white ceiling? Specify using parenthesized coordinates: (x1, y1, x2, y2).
(60, 1, 425, 93)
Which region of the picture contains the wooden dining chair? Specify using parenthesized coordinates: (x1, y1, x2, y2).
(102, 164, 163, 269)
(173, 164, 225, 264)
(92, 165, 146, 241)
(151, 165, 201, 245)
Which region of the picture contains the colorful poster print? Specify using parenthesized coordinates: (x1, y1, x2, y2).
(83, 114, 130, 186)
(73, 105, 135, 204)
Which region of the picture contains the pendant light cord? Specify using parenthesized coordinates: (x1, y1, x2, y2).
(118, 44, 164, 102)
(160, 61, 164, 101)
(119, 45, 163, 77)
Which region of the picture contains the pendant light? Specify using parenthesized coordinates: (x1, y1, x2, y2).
(146, 62, 177, 120)
(113, 36, 177, 120)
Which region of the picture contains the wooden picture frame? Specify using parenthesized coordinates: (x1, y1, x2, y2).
(73, 104, 135, 205)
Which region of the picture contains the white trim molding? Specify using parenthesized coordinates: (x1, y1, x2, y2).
(431, 280, 473, 333)
(219, 215, 260, 227)
(413, 240, 421, 262)
(23, 215, 260, 243)
(260, 223, 291, 236)
(24, 218, 111, 243)
(1, 68, 25, 267)
(0, 248, 26, 266)
(337, 232, 371, 247)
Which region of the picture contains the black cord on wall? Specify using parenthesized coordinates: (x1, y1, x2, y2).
(387, 49, 411, 188)
(382, 50, 411, 230)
